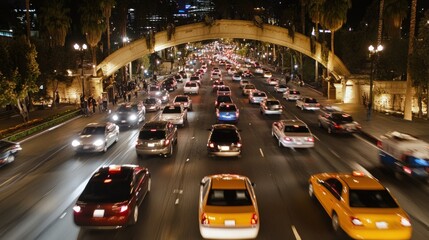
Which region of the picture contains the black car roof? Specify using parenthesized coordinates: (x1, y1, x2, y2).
(142, 121, 169, 129)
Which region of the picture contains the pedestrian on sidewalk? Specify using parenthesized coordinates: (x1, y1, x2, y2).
(127, 92, 131, 102)
(91, 97, 97, 113)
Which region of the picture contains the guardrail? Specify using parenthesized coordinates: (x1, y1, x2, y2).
(5, 110, 81, 142)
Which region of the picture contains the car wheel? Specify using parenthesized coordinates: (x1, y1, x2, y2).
(308, 183, 315, 199)
(6, 155, 15, 164)
(147, 178, 152, 192)
(332, 212, 340, 232)
(131, 206, 139, 225)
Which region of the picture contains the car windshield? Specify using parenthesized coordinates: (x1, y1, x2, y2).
(284, 125, 309, 133)
(245, 85, 255, 89)
(144, 98, 157, 104)
(190, 76, 200, 81)
(349, 190, 399, 208)
(186, 82, 197, 87)
(174, 96, 188, 102)
(331, 113, 354, 123)
(207, 189, 252, 206)
(219, 105, 237, 111)
(267, 101, 280, 106)
(305, 98, 318, 103)
(211, 129, 239, 142)
(139, 130, 166, 140)
(79, 172, 132, 203)
(81, 126, 105, 135)
(117, 105, 137, 112)
(163, 106, 181, 113)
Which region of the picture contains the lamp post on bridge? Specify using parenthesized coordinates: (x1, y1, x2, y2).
(367, 44, 383, 121)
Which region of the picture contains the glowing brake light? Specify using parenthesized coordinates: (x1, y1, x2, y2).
(201, 213, 210, 225)
(284, 137, 292, 142)
(109, 165, 121, 173)
(307, 137, 314, 142)
(377, 140, 383, 148)
(104, 179, 112, 183)
(403, 166, 412, 175)
(73, 205, 81, 213)
(209, 142, 215, 148)
(120, 205, 128, 213)
(236, 142, 242, 147)
(251, 213, 258, 225)
(164, 139, 170, 146)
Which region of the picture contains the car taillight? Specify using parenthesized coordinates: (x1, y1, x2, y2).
(164, 139, 170, 146)
(251, 213, 258, 225)
(307, 137, 314, 142)
(350, 217, 363, 226)
(377, 140, 382, 148)
(236, 142, 242, 147)
(316, 103, 320, 106)
(284, 137, 292, 142)
(201, 213, 209, 225)
(403, 166, 412, 175)
(401, 217, 412, 227)
(236, 111, 239, 117)
(304, 103, 309, 106)
(73, 205, 81, 213)
(208, 142, 215, 148)
(215, 101, 218, 105)
(333, 123, 342, 129)
(113, 204, 129, 213)
(120, 205, 128, 213)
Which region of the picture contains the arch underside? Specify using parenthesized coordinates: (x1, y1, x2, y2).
(97, 20, 350, 79)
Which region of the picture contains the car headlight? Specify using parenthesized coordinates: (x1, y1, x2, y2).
(129, 114, 138, 121)
(93, 139, 104, 147)
(162, 96, 167, 100)
(112, 114, 119, 121)
(72, 140, 81, 147)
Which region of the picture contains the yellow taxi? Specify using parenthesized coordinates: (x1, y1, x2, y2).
(308, 171, 412, 239)
(199, 174, 259, 239)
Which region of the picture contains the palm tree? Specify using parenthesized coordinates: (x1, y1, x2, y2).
(403, 0, 418, 121)
(80, 0, 106, 68)
(377, 0, 385, 45)
(39, 0, 71, 47)
(307, 0, 325, 82)
(25, 0, 30, 43)
(320, 0, 351, 58)
(100, 0, 115, 55)
(383, 0, 408, 40)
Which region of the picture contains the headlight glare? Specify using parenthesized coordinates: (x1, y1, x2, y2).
(72, 140, 81, 147)
(112, 114, 119, 121)
(93, 139, 104, 146)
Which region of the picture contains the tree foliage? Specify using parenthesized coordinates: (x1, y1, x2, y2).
(39, 0, 71, 47)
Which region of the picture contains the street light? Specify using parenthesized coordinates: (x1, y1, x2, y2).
(74, 43, 87, 96)
(367, 44, 383, 121)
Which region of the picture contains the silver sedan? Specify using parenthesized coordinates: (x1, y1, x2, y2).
(272, 119, 314, 148)
(72, 122, 119, 153)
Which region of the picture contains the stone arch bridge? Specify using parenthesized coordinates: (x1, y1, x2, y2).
(96, 19, 350, 80)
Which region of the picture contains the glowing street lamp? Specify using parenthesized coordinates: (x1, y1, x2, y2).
(74, 43, 87, 95)
(367, 44, 383, 120)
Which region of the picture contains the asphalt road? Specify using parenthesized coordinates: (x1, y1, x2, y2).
(0, 65, 428, 240)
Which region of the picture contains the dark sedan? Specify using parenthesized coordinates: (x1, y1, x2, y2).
(111, 102, 146, 127)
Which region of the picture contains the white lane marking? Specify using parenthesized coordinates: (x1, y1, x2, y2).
(186, 158, 190, 162)
(0, 174, 20, 189)
(259, 148, 264, 158)
(328, 148, 340, 158)
(291, 225, 302, 240)
(59, 212, 67, 219)
(175, 198, 179, 205)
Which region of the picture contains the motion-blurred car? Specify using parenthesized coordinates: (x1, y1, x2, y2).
(143, 97, 162, 112)
(207, 124, 242, 157)
(296, 97, 320, 111)
(174, 73, 184, 82)
(283, 89, 301, 101)
(73, 165, 151, 228)
(148, 84, 162, 97)
(156, 90, 170, 103)
(248, 91, 267, 104)
(318, 107, 361, 134)
(72, 122, 119, 153)
(135, 120, 177, 157)
(274, 84, 288, 93)
(212, 80, 225, 91)
(173, 95, 193, 110)
(159, 104, 188, 127)
(111, 102, 145, 127)
(242, 70, 254, 78)
(190, 75, 202, 85)
(263, 71, 272, 78)
(272, 119, 314, 148)
(216, 103, 239, 123)
(260, 99, 283, 115)
(217, 86, 231, 96)
(266, 77, 279, 86)
(161, 78, 177, 92)
(0, 140, 22, 166)
(184, 81, 200, 95)
(308, 171, 412, 240)
(199, 174, 259, 239)
(215, 95, 233, 108)
(254, 67, 263, 74)
(232, 73, 242, 81)
(242, 84, 257, 96)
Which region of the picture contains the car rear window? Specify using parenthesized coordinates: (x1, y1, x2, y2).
(174, 96, 188, 102)
(217, 96, 232, 103)
(219, 104, 237, 111)
(117, 104, 137, 112)
(139, 130, 166, 140)
(331, 113, 354, 122)
(144, 98, 157, 104)
(284, 125, 309, 133)
(186, 82, 197, 87)
(245, 85, 256, 89)
(211, 129, 239, 142)
(304, 98, 318, 103)
(190, 76, 200, 81)
(163, 106, 181, 113)
(253, 92, 266, 97)
(207, 189, 252, 206)
(266, 101, 280, 106)
(289, 90, 300, 94)
(81, 126, 105, 135)
(349, 190, 398, 208)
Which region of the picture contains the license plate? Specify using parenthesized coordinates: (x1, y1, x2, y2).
(148, 143, 155, 147)
(220, 146, 230, 151)
(376, 221, 388, 229)
(93, 209, 105, 218)
(121, 120, 127, 123)
(224, 220, 235, 226)
(83, 146, 90, 149)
